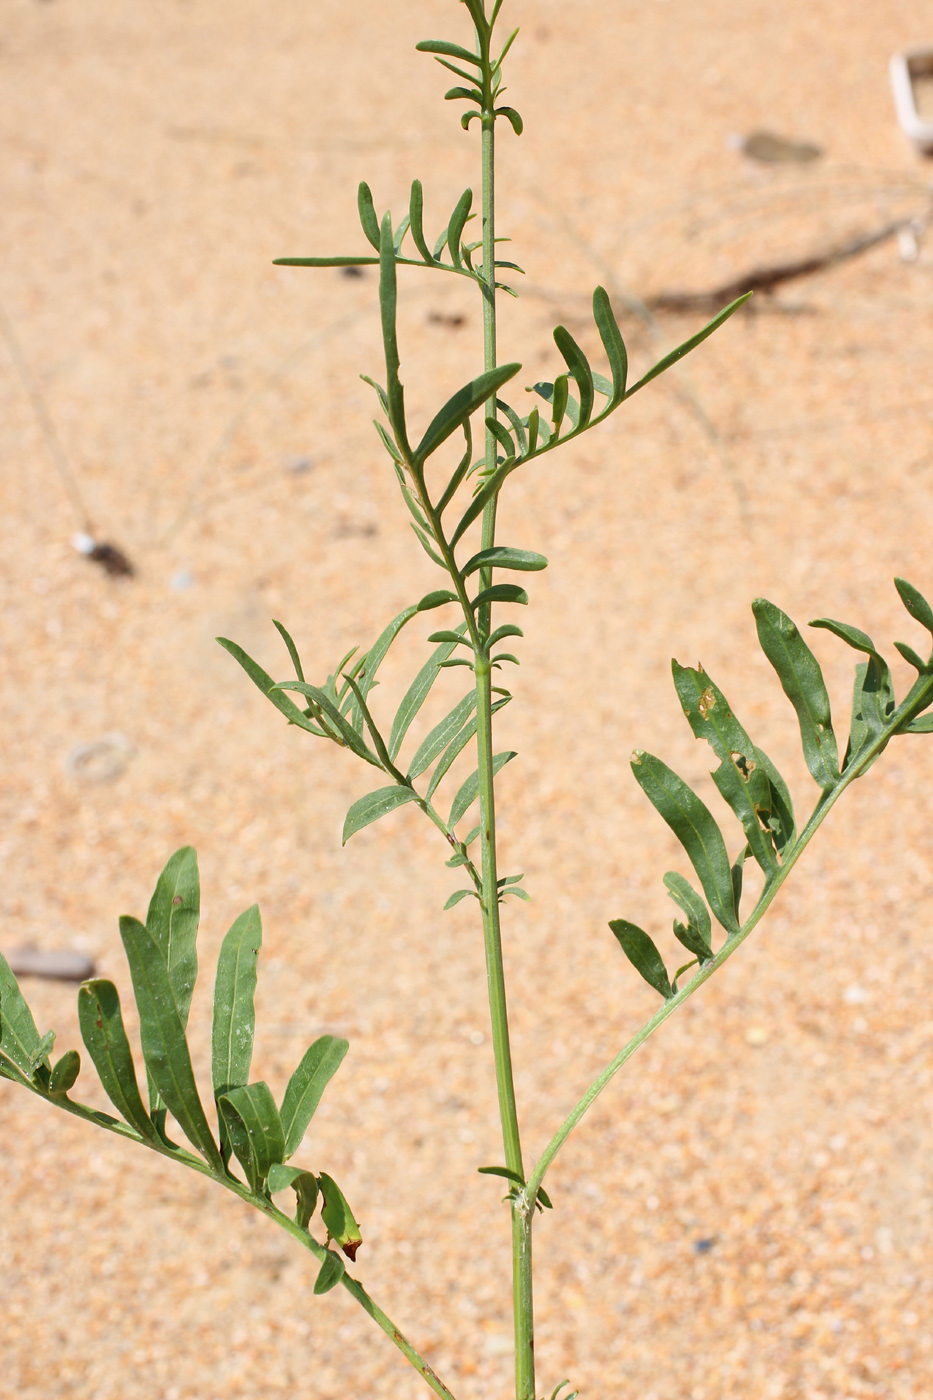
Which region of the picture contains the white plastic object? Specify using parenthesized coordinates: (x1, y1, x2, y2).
(890, 48, 933, 154)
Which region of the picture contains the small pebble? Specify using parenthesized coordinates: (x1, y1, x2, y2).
(4, 947, 96, 982)
(65, 731, 135, 783)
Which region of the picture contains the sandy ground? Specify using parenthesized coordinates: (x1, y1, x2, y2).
(3, 1, 933, 1398)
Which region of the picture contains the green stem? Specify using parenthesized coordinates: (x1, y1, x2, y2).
(472, 17, 535, 1399)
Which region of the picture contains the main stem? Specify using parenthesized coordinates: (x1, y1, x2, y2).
(475, 94, 535, 1400)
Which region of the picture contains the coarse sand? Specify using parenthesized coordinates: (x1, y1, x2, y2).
(2, 2, 933, 1397)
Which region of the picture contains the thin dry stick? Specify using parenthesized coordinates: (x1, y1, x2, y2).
(649, 205, 931, 313)
(0, 295, 93, 532)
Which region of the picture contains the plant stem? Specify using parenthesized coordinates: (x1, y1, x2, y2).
(472, 19, 535, 1397)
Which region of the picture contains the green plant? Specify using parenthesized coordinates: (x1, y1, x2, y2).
(3, 4, 933, 1398)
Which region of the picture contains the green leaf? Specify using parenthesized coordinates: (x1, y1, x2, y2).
(342, 785, 418, 843)
(409, 179, 435, 264)
(211, 904, 262, 1118)
(752, 599, 839, 791)
(625, 292, 752, 397)
(446, 188, 473, 270)
(357, 181, 381, 251)
(844, 663, 885, 773)
(446, 85, 482, 104)
(268, 1163, 320, 1229)
(810, 616, 895, 746)
(389, 628, 470, 761)
(318, 1172, 363, 1260)
(630, 752, 739, 935)
(274, 256, 379, 270)
(427, 631, 471, 645)
(417, 590, 458, 612)
(895, 576, 933, 639)
(472, 583, 529, 609)
(313, 1248, 346, 1294)
(478, 1165, 525, 1185)
(485, 414, 516, 459)
(444, 888, 475, 909)
(146, 846, 200, 1031)
(671, 663, 779, 878)
(437, 419, 475, 516)
(550, 374, 571, 432)
(553, 325, 595, 429)
(756, 749, 798, 855)
(217, 1082, 285, 1193)
(29, 1029, 55, 1080)
(119, 916, 224, 1171)
(895, 640, 929, 672)
(902, 712, 933, 733)
(357, 606, 420, 701)
(450, 459, 516, 547)
(0, 949, 43, 1081)
(272, 619, 306, 683)
(392, 214, 411, 255)
(609, 920, 673, 999)
(414, 363, 521, 465)
(415, 38, 483, 65)
(592, 286, 628, 405)
(425, 695, 510, 800)
(495, 105, 524, 135)
(662, 872, 713, 961)
(461, 546, 548, 576)
(488, 624, 524, 648)
(280, 1035, 349, 1159)
(409, 692, 476, 779)
(732, 843, 748, 921)
(379, 211, 411, 457)
(448, 751, 517, 827)
(49, 1048, 81, 1097)
(338, 673, 396, 772)
(273, 680, 380, 767)
(217, 637, 325, 735)
(77, 979, 161, 1142)
(411, 522, 447, 567)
